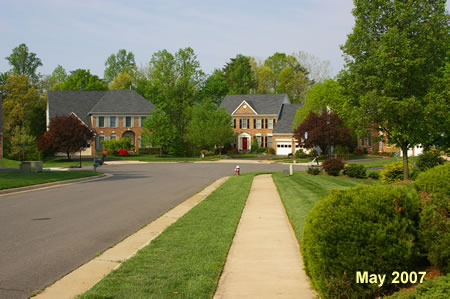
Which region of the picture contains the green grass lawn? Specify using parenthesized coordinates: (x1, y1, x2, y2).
(350, 156, 418, 168)
(0, 157, 95, 169)
(43, 157, 95, 167)
(0, 171, 99, 190)
(0, 158, 21, 168)
(272, 172, 378, 240)
(79, 173, 256, 299)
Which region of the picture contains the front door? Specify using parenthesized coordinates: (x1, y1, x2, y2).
(242, 137, 248, 150)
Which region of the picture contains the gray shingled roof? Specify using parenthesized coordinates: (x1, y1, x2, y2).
(272, 104, 302, 134)
(48, 91, 105, 127)
(89, 90, 155, 114)
(47, 90, 155, 128)
(220, 94, 290, 115)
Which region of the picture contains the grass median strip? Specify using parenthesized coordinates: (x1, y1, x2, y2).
(79, 173, 256, 299)
(272, 172, 378, 240)
(0, 171, 99, 190)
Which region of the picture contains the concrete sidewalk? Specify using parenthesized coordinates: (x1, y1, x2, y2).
(214, 174, 315, 299)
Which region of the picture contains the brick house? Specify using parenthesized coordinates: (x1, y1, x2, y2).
(357, 130, 423, 156)
(47, 90, 155, 156)
(220, 94, 303, 155)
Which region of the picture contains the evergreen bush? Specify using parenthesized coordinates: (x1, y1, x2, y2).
(343, 163, 367, 178)
(295, 149, 307, 159)
(307, 167, 320, 175)
(415, 164, 450, 273)
(368, 171, 380, 180)
(380, 162, 404, 183)
(388, 274, 450, 298)
(416, 151, 445, 171)
(302, 185, 421, 298)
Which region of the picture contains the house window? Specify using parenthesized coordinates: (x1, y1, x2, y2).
(242, 119, 248, 129)
(267, 136, 273, 147)
(268, 119, 274, 129)
(360, 137, 365, 146)
(233, 119, 236, 128)
(256, 136, 262, 147)
(110, 134, 116, 140)
(367, 136, 372, 146)
(98, 116, 105, 128)
(97, 135, 104, 150)
(256, 119, 262, 129)
(125, 116, 132, 127)
(110, 116, 116, 128)
(138, 136, 141, 148)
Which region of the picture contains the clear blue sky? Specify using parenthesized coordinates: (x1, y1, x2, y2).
(1, 0, 447, 78)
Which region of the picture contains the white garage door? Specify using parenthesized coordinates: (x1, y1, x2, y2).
(276, 142, 292, 155)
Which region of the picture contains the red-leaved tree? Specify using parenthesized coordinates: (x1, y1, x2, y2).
(37, 114, 94, 160)
(294, 111, 352, 156)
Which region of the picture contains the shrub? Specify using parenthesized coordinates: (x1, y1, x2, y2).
(295, 149, 307, 159)
(321, 157, 344, 176)
(380, 162, 408, 184)
(388, 274, 450, 298)
(138, 147, 161, 155)
(308, 148, 318, 157)
(414, 163, 450, 195)
(307, 167, 321, 175)
(343, 163, 367, 178)
(302, 185, 421, 298)
(368, 171, 380, 180)
(416, 151, 445, 172)
(251, 137, 259, 153)
(266, 147, 275, 155)
(415, 164, 450, 273)
(101, 138, 132, 155)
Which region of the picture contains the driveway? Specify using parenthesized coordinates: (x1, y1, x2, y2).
(0, 162, 301, 299)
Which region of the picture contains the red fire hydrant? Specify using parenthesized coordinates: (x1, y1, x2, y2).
(235, 165, 240, 176)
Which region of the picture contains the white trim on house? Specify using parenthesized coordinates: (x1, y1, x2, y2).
(70, 112, 91, 129)
(238, 132, 251, 151)
(231, 100, 258, 115)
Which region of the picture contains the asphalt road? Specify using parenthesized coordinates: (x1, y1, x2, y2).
(0, 162, 301, 299)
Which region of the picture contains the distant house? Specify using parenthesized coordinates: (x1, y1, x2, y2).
(47, 90, 156, 156)
(0, 95, 3, 158)
(220, 94, 303, 155)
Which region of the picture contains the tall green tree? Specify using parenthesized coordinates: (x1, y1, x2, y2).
(200, 69, 229, 105)
(186, 100, 234, 154)
(5, 43, 43, 82)
(142, 47, 204, 155)
(294, 79, 343, 126)
(339, 0, 449, 180)
(141, 109, 178, 155)
(104, 49, 137, 82)
(223, 54, 257, 94)
(1, 74, 44, 135)
(60, 69, 108, 91)
(109, 72, 133, 90)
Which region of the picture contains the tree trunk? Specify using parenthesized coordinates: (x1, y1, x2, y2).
(67, 151, 71, 160)
(401, 144, 409, 181)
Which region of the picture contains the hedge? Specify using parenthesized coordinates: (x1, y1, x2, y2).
(302, 185, 421, 298)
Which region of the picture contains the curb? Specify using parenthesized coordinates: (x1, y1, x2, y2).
(34, 176, 230, 299)
(0, 173, 110, 196)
